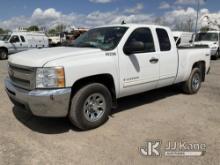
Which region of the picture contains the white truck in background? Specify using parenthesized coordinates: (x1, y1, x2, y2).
(173, 31, 194, 47)
(194, 31, 220, 60)
(48, 35, 62, 46)
(5, 24, 211, 130)
(0, 31, 49, 60)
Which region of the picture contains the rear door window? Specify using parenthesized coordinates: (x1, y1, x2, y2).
(156, 28, 171, 51)
(20, 36, 26, 42)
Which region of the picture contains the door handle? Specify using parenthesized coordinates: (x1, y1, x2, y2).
(149, 58, 159, 64)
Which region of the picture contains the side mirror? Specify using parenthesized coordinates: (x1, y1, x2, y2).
(124, 41, 145, 55)
(189, 40, 193, 43)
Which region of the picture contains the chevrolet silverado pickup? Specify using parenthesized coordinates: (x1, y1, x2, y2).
(5, 24, 211, 130)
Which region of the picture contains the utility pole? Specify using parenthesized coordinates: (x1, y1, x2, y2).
(195, 0, 200, 34)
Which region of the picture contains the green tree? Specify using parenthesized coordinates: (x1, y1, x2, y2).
(27, 25, 39, 32)
(200, 26, 210, 32)
(47, 29, 57, 35)
(0, 28, 11, 34)
(0, 28, 4, 34)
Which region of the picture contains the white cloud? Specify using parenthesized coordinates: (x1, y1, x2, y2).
(159, 1, 171, 9)
(89, 0, 112, 3)
(124, 3, 144, 14)
(0, 8, 153, 30)
(160, 7, 220, 30)
(175, 0, 205, 5)
(0, 6, 219, 31)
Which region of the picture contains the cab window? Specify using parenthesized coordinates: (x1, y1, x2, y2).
(156, 28, 171, 51)
(125, 28, 155, 53)
(10, 35, 20, 43)
(20, 36, 26, 42)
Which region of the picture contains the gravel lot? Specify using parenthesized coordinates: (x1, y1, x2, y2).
(0, 59, 220, 165)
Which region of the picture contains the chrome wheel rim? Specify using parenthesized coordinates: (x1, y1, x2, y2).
(192, 73, 200, 90)
(83, 93, 106, 122)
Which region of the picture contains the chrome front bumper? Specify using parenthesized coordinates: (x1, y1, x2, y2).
(5, 78, 71, 117)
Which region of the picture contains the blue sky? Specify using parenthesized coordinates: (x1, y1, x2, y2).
(0, 0, 219, 29)
(0, 0, 218, 19)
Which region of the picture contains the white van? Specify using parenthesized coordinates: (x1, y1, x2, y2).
(172, 31, 194, 47)
(0, 31, 49, 60)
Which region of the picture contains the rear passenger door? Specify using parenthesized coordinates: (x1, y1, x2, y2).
(156, 28, 178, 88)
(119, 27, 160, 97)
(20, 35, 28, 51)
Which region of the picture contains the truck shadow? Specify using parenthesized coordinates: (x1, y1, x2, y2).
(12, 107, 82, 134)
(112, 86, 182, 115)
(12, 86, 182, 134)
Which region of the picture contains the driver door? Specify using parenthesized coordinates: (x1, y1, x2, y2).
(118, 27, 160, 97)
(9, 35, 22, 53)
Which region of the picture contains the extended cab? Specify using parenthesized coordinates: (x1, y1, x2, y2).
(5, 24, 211, 130)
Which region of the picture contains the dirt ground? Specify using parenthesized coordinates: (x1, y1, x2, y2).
(0, 59, 220, 165)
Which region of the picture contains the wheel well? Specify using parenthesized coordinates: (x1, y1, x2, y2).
(0, 47, 8, 54)
(192, 61, 206, 81)
(70, 74, 117, 106)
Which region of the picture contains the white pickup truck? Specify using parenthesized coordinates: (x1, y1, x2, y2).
(0, 31, 48, 60)
(5, 24, 211, 130)
(194, 31, 220, 60)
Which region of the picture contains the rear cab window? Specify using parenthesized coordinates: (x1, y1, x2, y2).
(156, 28, 171, 51)
(20, 36, 26, 42)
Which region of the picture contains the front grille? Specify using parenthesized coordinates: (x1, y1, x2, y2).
(8, 63, 35, 90)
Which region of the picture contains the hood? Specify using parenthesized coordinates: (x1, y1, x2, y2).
(194, 41, 217, 47)
(9, 47, 103, 67)
(0, 40, 6, 45)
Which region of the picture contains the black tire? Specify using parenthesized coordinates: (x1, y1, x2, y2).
(212, 49, 219, 60)
(0, 49, 8, 60)
(69, 83, 112, 130)
(182, 68, 202, 94)
(217, 49, 220, 59)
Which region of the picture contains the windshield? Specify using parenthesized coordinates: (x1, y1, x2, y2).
(195, 33, 218, 42)
(0, 35, 11, 41)
(71, 27, 128, 50)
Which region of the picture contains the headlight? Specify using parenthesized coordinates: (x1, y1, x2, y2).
(36, 67, 65, 88)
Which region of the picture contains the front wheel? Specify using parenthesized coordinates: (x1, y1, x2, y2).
(182, 68, 202, 94)
(0, 49, 8, 60)
(69, 83, 112, 130)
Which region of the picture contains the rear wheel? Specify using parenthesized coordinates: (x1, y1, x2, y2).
(217, 49, 220, 59)
(69, 83, 112, 130)
(182, 68, 202, 94)
(213, 49, 219, 60)
(0, 49, 8, 60)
